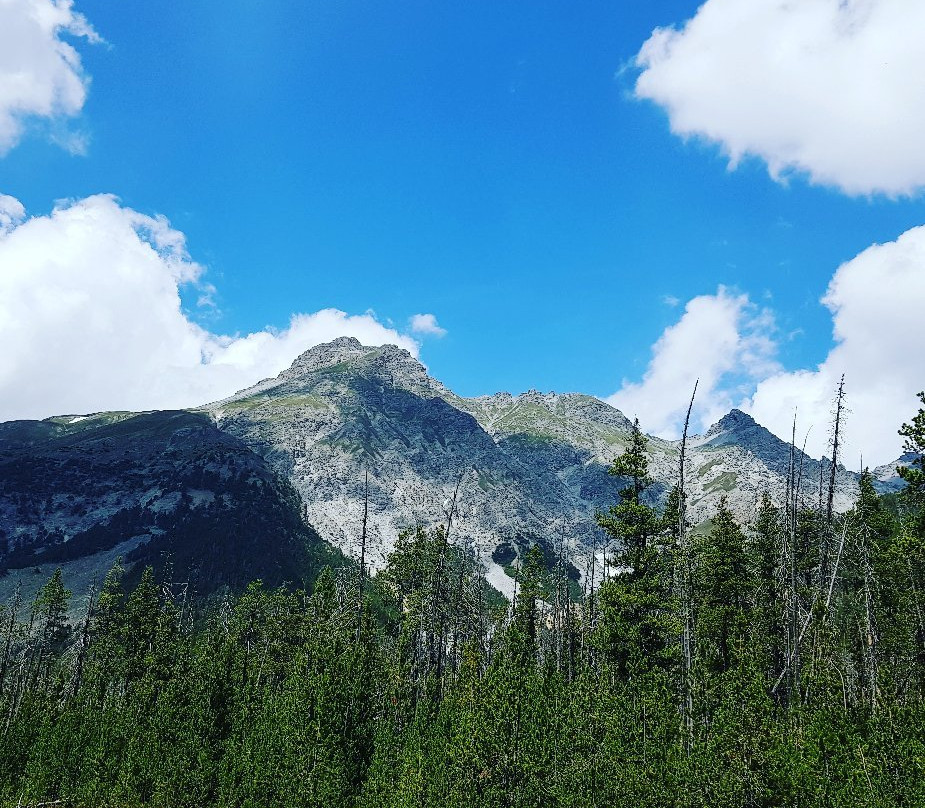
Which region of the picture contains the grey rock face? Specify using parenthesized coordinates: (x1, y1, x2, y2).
(1, 339, 886, 598)
(684, 409, 865, 523)
(205, 341, 878, 593)
(874, 453, 917, 491)
(208, 344, 619, 593)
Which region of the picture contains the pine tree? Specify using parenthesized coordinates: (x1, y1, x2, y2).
(898, 391, 925, 524)
(750, 492, 787, 690)
(696, 499, 753, 677)
(595, 420, 675, 680)
(28, 569, 71, 690)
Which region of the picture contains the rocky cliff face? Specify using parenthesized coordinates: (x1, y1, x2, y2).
(874, 453, 918, 490)
(208, 339, 618, 593)
(1, 338, 889, 599)
(206, 338, 876, 593)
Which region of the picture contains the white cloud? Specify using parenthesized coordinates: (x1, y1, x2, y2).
(634, 0, 925, 196)
(409, 312, 447, 337)
(0, 0, 99, 155)
(607, 287, 778, 437)
(0, 193, 26, 232)
(747, 225, 925, 467)
(0, 193, 422, 421)
(611, 228, 925, 467)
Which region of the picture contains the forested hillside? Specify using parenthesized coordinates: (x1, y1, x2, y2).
(1, 395, 924, 807)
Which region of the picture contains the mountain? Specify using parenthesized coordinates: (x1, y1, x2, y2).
(0, 338, 886, 599)
(0, 410, 331, 607)
(874, 453, 919, 490)
(206, 338, 871, 593)
(208, 339, 623, 594)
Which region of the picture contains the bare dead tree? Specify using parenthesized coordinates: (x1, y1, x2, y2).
(856, 509, 880, 711)
(818, 456, 826, 514)
(355, 468, 369, 645)
(443, 472, 465, 542)
(795, 427, 811, 513)
(827, 375, 847, 525)
(68, 581, 98, 698)
(824, 521, 848, 615)
(0, 583, 22, 694)
(783, 411, 802, 703)
(678, 379, 698, 754)
(431, 471, 466, 690)
(774, 503, 850, 702)
(782, 412, 796, 702)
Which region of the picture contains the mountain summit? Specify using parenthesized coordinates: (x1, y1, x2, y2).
(703, 408, 760, 439)
(216, 337, 451, 410)
(287, 335, 372, 374)
(1, 339, 878, 597)
(206, 340, 869, 592)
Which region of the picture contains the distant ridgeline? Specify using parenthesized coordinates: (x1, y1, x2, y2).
(0, 338, 907, 605)
(1, 390, 924, 807)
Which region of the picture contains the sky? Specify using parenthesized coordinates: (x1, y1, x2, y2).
(2, 0, 925, 468)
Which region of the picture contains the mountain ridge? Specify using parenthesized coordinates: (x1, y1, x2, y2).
(0, 339, 900, 598)
(204, 339, 876, 593)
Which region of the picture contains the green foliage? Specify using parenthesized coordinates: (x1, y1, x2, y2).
(695, 498, 754, 677)
(898, 391, 925, 525)
(2, 399, 925, 807)
(594, 420, 675, 680)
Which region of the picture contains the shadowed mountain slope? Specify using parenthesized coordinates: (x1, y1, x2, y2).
(0, 410, 331, 602)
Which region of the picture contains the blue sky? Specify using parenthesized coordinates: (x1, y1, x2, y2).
(2, 0, 925, 464)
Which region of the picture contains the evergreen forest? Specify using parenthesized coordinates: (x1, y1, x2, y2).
(2, 394, 925, 808)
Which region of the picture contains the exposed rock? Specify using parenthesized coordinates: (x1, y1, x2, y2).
(204, 341, 881, 593)
(1, 340, 892, 598)
(0, 410, 327, 598)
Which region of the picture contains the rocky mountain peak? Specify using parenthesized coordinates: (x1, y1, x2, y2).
(710, 408, 758, 432)
(699, 408, 782, 456)
(278, 338, 450, 400)
(286, 336, 371, 375)
(705, 408, 759, 436)
(518, 389, 559, 406)
(356, 343, 449, 397)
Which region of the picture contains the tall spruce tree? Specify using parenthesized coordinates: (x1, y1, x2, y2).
(695, 498, 754, 677)
(595, 419, 674, 680)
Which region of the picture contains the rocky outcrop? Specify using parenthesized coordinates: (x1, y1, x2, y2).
(0, 410, 326, 596)
(204, 340, 880, 593)
(1, 339, 892, 598)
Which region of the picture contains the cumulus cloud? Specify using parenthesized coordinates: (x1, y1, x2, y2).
(0, 194, 26, 233)
(611, 228, 925, 467)
(0, 193, 421, 421)
(746, 226, 925, 467)
(607, 287, 778, 437)
(408, 313, 447, 337)
(0, 0, 100, 154)
(634, 0, 925, 196)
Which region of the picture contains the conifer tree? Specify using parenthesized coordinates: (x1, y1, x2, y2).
(595, 419, 674, 680)
(750, 492, 787, 689)
(696, 499, 753, 677)
(898, 391, 925, 526)
(28, 569, 71, 690)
